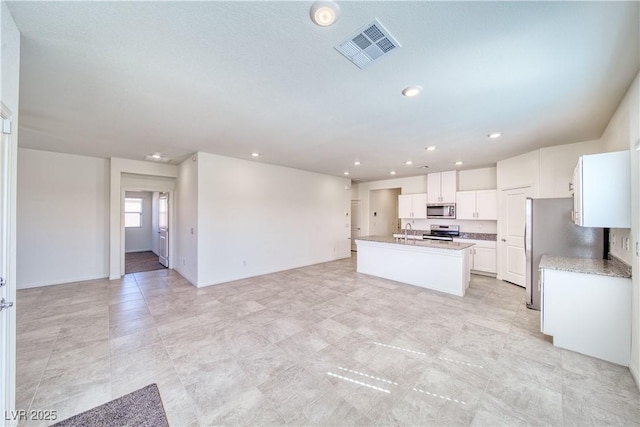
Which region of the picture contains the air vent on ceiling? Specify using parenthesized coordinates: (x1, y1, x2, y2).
(334, 18, 401, 69)
(415, 165, 429, 169)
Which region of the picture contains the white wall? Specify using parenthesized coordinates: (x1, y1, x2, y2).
(597, 72, 640, 385)
(17, 149, 109, 288)
(124, 191, 153, 253)
(195, 152, 351, 287)
(458, 167, 497, 191)
(175, 155, 198, 285)
(370, 188, 400, 235)
(497, 150, 540, 196)
(539, 140, 601, 198)
(2, 1, 20, 414)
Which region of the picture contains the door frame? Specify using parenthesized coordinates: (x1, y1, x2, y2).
(0, 102, 16, 425)
(120, 186, 175, 276)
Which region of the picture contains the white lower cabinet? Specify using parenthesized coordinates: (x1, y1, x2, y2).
(453, 239, 496, 274)
(540, 268, 631, 366)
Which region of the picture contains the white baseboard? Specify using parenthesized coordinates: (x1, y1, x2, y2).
(630, 362, 640, 391)
(17, 274, 108, 289)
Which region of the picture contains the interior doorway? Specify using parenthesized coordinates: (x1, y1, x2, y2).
(369, 188, 401, 236)
(350, 200, 361, 251)
(124, 190, 168, 274)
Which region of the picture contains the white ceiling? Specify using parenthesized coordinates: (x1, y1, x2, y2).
(6, 1, 639, 182)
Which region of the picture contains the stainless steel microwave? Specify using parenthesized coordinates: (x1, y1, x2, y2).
(427, 203, 456, 219)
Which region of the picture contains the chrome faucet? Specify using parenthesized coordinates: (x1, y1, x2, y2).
(404, 223, 412, 243)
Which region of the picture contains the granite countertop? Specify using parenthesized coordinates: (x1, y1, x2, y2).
(539, 255, 631, 278)
(355, 235, 475, 251)
(457, 233, 497, 241)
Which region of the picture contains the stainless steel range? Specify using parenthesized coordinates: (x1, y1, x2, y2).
(422, 224, 459, 241)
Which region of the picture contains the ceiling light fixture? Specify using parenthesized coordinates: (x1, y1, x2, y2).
(404, 160, 413, 165)
(402, 86, 423, 97)
(488, 132, 502, 139)
(310, 1, 340, 27)
(390, 171, 396, 175)
(343, 171, 350, 175)
(251, 152, 260, 157)
(426, 146, 436, 151)
(354, 161, 361, 165)
(455, 161, 463, 166)
(145, 153, 170, 162)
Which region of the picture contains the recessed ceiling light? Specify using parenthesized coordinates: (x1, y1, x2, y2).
(455, 161, 463, 166)
(426, 146, 436, 151)
(354, 161, 361, 166)
(404, 160, 413, 165)
(343, 171, 350, 175)
(251, 152, 260, 157)
(488, 132, 502, 139)
(402, 86, 423, 97)
(310, 1, 340, 27)
(390, 171, 396, 175)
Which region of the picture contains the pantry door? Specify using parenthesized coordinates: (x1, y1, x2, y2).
(500, 186, 532, 286)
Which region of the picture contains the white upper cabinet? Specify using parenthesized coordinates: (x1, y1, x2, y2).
(398, 193, 427, 219)
(456, 189, 497, 220)
(572, 151, 630, 228)
(475, 189, 498, 220)
(455, 191, 476, 219)
(427, 171, 457, 203)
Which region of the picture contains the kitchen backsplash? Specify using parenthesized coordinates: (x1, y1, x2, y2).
(401, 228, 497, 241)
(609, 228, 632, 266)
(401, 218, 497, 234)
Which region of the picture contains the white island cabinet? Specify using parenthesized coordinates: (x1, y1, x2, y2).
(355, 236, 473, 297)
(540, 255, 631, 366)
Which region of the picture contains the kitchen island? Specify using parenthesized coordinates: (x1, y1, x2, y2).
(355, 235, 474, 296)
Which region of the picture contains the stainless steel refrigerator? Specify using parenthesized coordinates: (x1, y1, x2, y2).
(525, 197, 605, 310)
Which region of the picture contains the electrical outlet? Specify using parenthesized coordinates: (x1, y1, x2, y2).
(242, 260, 247, 267)
(625, 238, 630, 251)
(182, 258, 186, 265)
(611, 234, 616, 246)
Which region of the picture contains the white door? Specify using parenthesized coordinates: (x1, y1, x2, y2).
(500, 186, 532, 286)
(0, 111, 16, 423)
(158, 192, 169, 267)
(350, 200, 361, 251)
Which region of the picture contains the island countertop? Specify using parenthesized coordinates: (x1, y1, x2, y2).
(355, 235, 475, 251)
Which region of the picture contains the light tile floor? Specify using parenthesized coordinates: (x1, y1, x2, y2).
(15, 255, 640, 426)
